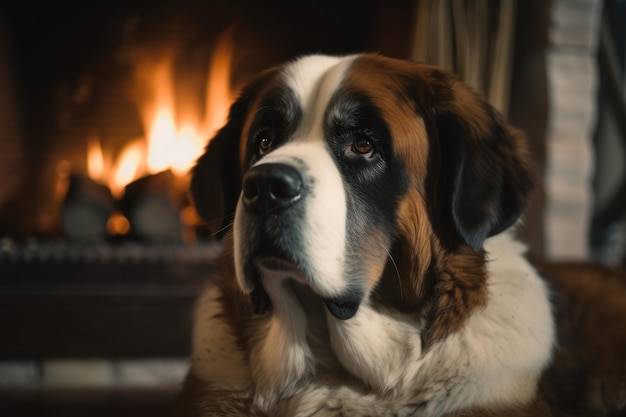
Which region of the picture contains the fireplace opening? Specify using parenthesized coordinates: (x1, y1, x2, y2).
(0, 1, 415, 245)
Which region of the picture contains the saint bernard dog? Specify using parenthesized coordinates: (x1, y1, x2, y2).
(178, 53, 626, 416)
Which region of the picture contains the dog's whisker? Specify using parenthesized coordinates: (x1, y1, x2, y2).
(191, 211, 236, 237)
(384, 246, 403, 300)
(209, 220, 234, 238)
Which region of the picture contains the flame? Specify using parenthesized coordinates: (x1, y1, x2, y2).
(146, 106, 178, 174)
(86, 28, 236, 199)
(138, 28, 235, 177)
(172, 124, 205, 174)
(110, 140, 145, 198)
(204, 27, 235, 139)
(144, 109, 205, 176)
(87, 135, 105, 183)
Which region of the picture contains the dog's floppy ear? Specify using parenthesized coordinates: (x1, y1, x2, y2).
(423, 68, 534, 251)
(191, 123, 240, 236)
(190, 85, 260, 236)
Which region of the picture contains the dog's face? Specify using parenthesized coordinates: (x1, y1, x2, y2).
(191, 53, 532, 322)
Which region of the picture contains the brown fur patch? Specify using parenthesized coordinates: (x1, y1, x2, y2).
(379, 190, 435, 309)
(423, 246, 488, 346)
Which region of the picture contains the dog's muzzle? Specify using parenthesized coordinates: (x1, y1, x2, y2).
(240, 162, 361, 320)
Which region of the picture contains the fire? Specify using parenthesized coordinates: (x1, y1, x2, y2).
(86, 28, 236, 199)
(144, 108, 205, 176)
(87, 135, 105, 183)
(110, 140, 145, 198)
(146, 107, 179, 174)
(137, 27, 235, 178)
(204, 27, 234, 141)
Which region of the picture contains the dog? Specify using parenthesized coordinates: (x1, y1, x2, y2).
(178, 53, 626, 416)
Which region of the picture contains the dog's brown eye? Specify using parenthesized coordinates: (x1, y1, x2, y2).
(256, 134, 273, 155)
(259, 137, 272, 152)
(352, 137, 375, 157)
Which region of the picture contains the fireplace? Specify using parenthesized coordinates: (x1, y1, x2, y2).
(0, 3, 417, 414)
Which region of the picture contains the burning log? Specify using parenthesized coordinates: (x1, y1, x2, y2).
(62, 174, 116, 241)
(119, 170, 186, 242)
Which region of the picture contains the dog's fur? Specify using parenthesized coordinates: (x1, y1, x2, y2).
(178, 53, 626, 416)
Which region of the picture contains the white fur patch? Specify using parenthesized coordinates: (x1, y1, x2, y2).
(283, 54, 356, 138)
(328, 305, 424, 393)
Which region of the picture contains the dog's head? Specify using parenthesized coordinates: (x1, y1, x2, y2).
(191, 54, 532, 322)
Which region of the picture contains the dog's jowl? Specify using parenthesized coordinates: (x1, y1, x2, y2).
(177, 53, 626, 417)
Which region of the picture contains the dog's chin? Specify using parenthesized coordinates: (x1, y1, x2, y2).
(248, 252, 361, 320)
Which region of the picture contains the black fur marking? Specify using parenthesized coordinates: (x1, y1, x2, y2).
(436, 108, 531, 250)
(245, 261, 272, 315)
(422, 81, 533, 251)
(250, 285, 272, 315)
(325, 89, 409, 241)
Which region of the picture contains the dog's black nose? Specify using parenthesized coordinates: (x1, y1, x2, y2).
(242, 163, 303, 212)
